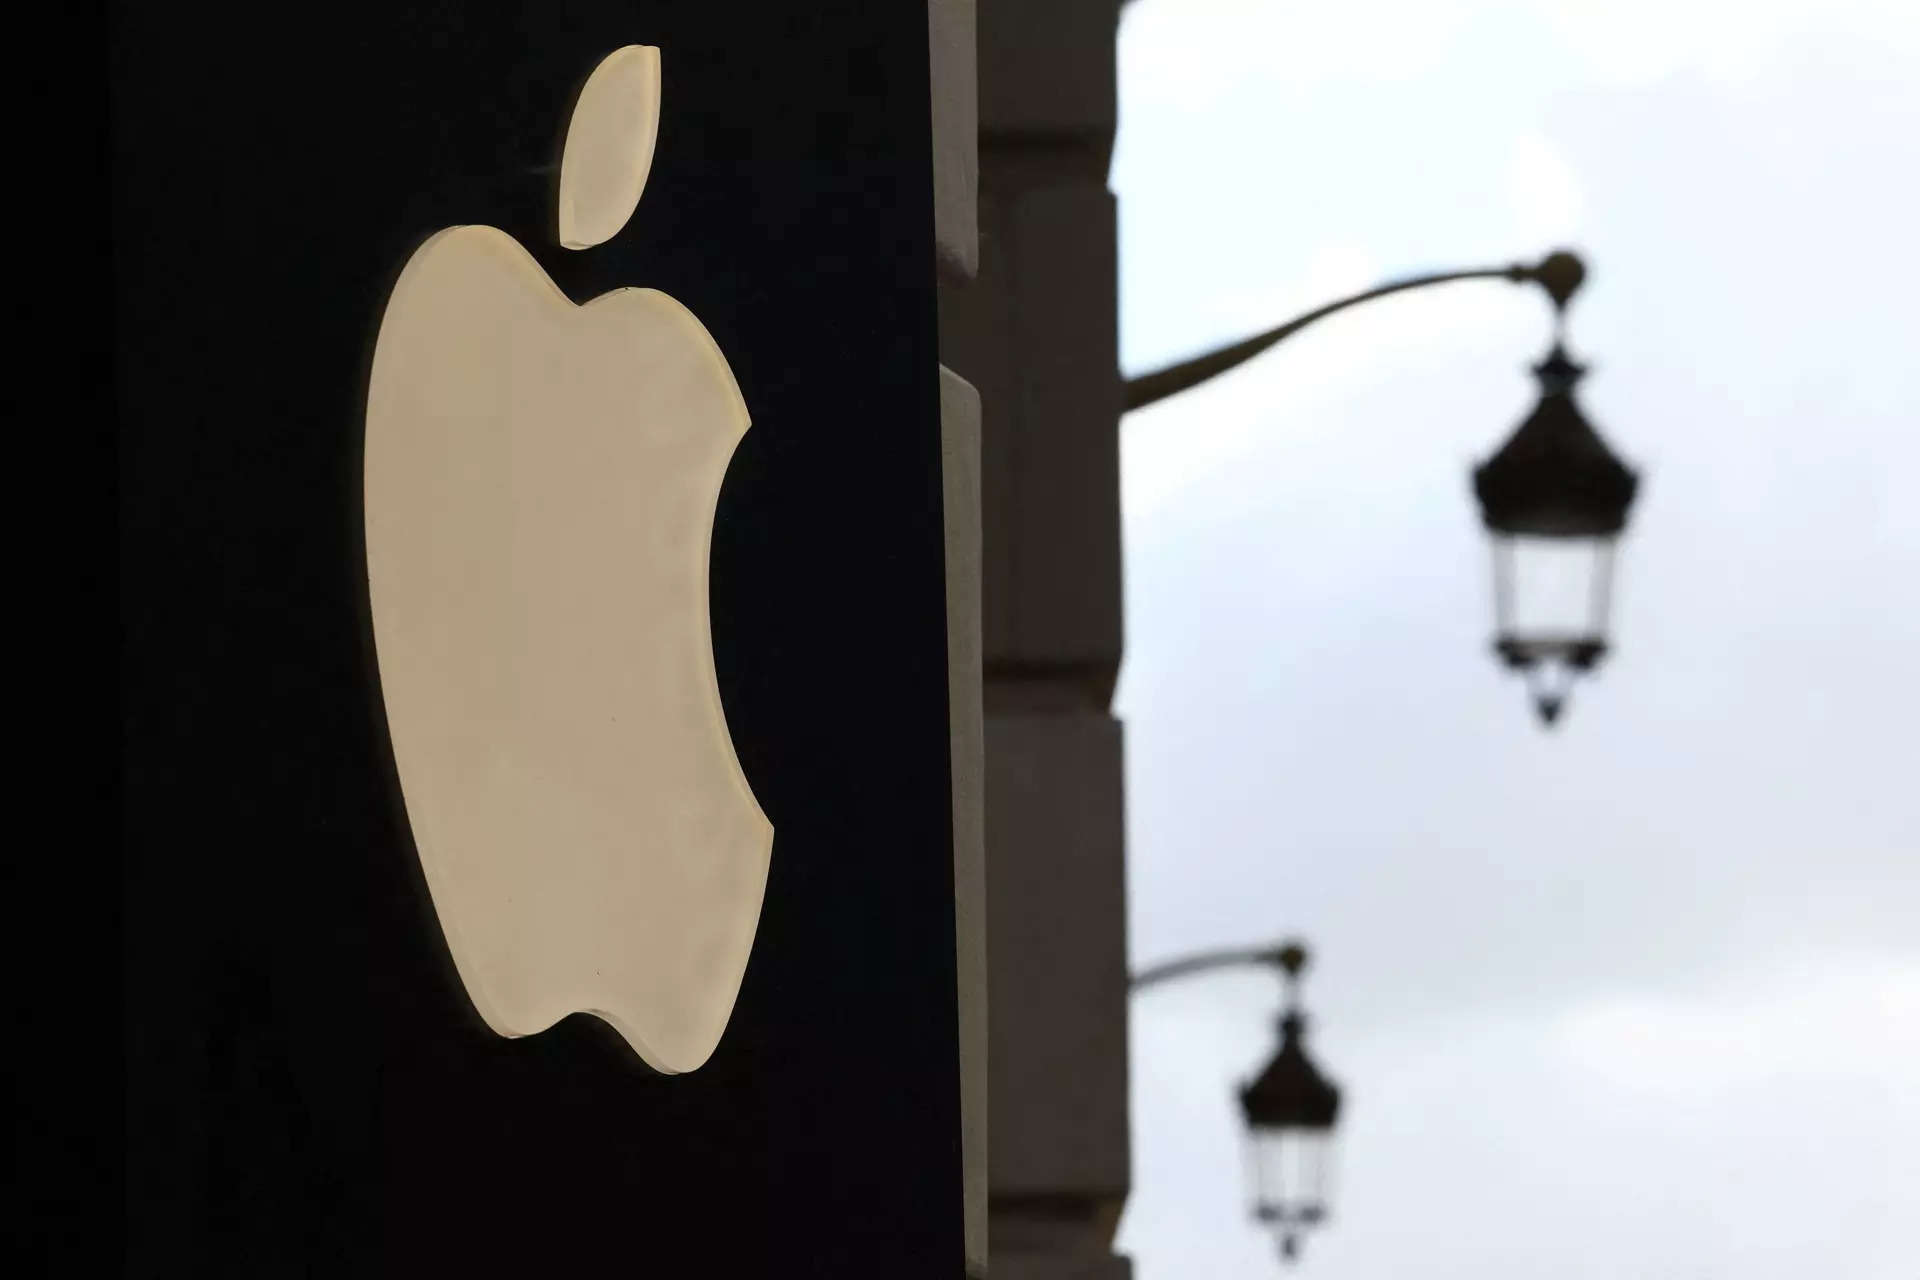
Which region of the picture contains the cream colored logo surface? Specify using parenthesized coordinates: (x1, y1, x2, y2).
(363, 46, 771, 1074)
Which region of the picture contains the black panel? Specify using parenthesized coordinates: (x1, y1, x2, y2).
(112, 3, 957, 1273)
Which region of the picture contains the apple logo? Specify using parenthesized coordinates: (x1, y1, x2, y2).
(363, 45, 772, 1075)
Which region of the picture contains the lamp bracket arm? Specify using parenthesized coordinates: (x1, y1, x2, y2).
(1123, 251, 1585, 414)
(1131, 943, 1295, 992)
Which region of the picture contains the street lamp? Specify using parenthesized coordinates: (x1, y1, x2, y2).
(1472, 255, 1639, 724)
(1125, 248, 1642, 726)
(1132, 938, 1344, 1266)
(1239, 943, 1341, 1264)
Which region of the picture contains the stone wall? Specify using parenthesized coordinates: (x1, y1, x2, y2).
(934, 3, 1130, 1276)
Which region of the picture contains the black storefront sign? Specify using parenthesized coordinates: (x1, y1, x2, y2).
(107, 3, 961, 1272)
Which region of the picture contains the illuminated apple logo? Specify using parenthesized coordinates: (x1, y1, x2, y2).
(363, 46, 771, 1074)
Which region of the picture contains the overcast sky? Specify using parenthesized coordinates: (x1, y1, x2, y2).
(1110, 2, 1919, 1276)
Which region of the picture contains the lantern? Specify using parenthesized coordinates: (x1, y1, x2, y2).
(1238, 944, 1342, 1264)
(1472, 342, 1639, 725)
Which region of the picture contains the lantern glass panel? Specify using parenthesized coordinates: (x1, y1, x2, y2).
(1491, 533, 1615, 648)
(1244, 1125, 1335, 1228)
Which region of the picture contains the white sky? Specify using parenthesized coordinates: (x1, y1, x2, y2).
(1110, 2, 1920, 1276)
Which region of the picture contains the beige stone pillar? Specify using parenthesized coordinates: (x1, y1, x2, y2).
(932, 3, 989, 1276)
